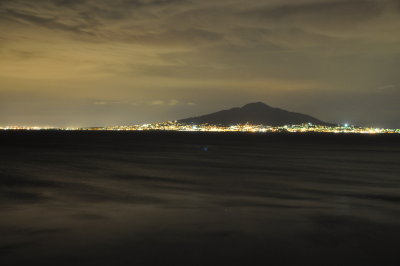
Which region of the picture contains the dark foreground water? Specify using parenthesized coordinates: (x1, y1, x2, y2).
(1, 131, 400, 266)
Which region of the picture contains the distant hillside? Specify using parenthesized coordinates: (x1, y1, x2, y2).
(178, 102, 333, 126)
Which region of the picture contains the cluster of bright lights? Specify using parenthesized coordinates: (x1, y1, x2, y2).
(0, 126, 77, 130)
(1, 122, 399, 134)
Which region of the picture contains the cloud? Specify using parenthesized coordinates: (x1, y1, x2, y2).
(93, 100, 122, 105)
(1, 0, 400, 127)
(0, 0, 223, 47)
(150, 100, 164, 105)
(244, 0, 383, 20)
(168, 99, 179, 106)
(377, 84, 400, 93)
(93, 101, 107, 105)
(150, 99, 180, 106)
(241, 0, 388, 28)
(2, 9, 87, 34)
(238, 0, 400, 45)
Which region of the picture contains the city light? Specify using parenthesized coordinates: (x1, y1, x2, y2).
(1, 122, 399, 134)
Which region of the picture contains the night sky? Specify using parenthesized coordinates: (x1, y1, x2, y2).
(1, 0, 399, 127)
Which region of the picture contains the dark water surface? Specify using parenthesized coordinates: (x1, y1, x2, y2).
(1, 131, 400, 265)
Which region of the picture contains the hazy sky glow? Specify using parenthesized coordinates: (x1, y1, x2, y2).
(1, 0, 400, 127)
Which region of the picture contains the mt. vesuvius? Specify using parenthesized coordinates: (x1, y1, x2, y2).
(179, 102, 333, 126)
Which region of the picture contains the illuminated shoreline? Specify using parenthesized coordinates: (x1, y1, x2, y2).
(1, 122, 399, 134)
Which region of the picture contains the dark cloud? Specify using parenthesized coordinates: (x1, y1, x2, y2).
(240, 0, 400, 40)
(1, 8, 89, 34)
(243, 0, 384, 22)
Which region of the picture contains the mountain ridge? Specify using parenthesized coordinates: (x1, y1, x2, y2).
(178, 102, 334, 126)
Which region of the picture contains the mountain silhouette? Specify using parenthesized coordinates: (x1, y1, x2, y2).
(179, 102, 333, 126)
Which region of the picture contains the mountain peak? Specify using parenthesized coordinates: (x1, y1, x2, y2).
(242, 102, 270, 109)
